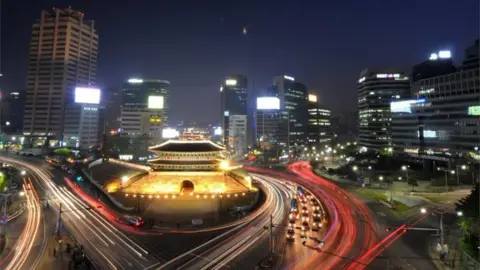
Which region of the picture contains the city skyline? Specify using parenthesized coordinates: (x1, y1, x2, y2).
(1, 0, 479, 124)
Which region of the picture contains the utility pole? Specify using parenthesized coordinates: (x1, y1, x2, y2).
(2, 195, 7, 236)
(439, 213, 444, 246)
(269, 214, 274, 254)
(56, 203, 62, 238)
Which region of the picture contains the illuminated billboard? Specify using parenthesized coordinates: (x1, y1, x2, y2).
(128, 78, 143, 83)
(214, 127, 222, 136)
(308, 94, 318, 103)
(225, 79, 237, 86)
(162, 128, 179, 139)
(75, 87, 101, 104)
(257, 97, 280, 110)
(148, 96, 164, 109)
(390, 99, 425, 113)
(468, 105, 480, 116)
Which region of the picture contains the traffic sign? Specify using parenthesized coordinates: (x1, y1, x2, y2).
(1, 216, 7, 225)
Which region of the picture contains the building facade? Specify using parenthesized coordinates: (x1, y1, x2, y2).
(273, 75, 308, 147)
(23, 8, 98, 145)
(391, 41, 480, 166)
(63, 104, 100, 149)
(357, 69, 410, 152)
(120, 78, 170, 145)
(307, 94, 332, 148)
(1, 92, 25, 134)
(228, 115, 247, 159)
(220, 75, 248, 147)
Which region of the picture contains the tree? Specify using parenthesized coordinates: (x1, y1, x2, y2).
(456, 183, 479, 218)
(456, 183, 479, 254)
(54, 148, 72, 157)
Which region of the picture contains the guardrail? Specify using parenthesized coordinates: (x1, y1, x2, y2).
(460, 248, 480, 270)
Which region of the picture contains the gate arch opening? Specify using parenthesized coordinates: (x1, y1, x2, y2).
(180, 180, 195, 193)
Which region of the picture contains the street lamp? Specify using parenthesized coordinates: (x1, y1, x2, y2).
(220, 160, 230, 170)
(402, 165, 412, 191)
(121, 176, 129, 185)
(437, 167, 454, 192)
(19, 191, 25, 197)
(378, 176, 384, 181)
(20, 170, 26, 176)
(455, 164, 468, 186)
(420, 207, 464, 245)
(352, 166, 358, 171)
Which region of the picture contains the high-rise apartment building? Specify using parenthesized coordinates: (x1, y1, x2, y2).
(391, 41, 480, 167)
(220, 75, 248, 147)
(307, 94, 331, 148)
(273, 75, 308, 147)
(120, 78, 169, 145)
(357, 69, 410, 152)
(23, 8, 98, 146)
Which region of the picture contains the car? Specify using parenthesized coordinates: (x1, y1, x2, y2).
(301, 206, 308, 214)
(313, 210, 321, 217)
(286, 228, 295, 241)
(312, 221, 322, 231)
(301, 221, 310, 231)
(127, 216, 144, 227)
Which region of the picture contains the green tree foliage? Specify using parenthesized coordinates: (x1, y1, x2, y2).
(54, 148, 72, 157)
(456, 183, 479, 219)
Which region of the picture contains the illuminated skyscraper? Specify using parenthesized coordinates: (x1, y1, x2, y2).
(120, 78, 169, 144)
(273, 75, 308, 148)
(220, 75, 248, 147)
(357, 69, 410, 152)
(23, 8, 98, 145)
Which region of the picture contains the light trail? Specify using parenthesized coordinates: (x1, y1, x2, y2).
(0, 156, 156, 270)
(157, 173, 289, 270)
(1, 178, 42, 270)
(245, 162, 378, 269)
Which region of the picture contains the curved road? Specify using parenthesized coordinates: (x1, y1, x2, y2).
(246, 162, 378, 269)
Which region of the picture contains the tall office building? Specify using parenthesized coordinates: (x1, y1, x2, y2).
(307, 94, 331, 148)
(220, 75, 248, 147)
(104, 88, 122, 132)
(357, 69, 410, 152)
(23, 8, 98, 146)
(120, 78, 169, 145)
(391, 41, 480, 167)
(1, 92, 25, 134)
(273, 75, 308, 148)
(255, 96, 286, 145)
(228, 115, 247, 159)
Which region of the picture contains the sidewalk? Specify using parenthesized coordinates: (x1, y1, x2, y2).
(429, 229, 463, 270)
(35, 234, 77, 270)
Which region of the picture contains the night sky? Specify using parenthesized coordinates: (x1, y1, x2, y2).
(1, 0, 478, 124)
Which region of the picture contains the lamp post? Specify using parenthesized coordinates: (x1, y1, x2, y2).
(437, 168, 455, 192)
(0, 192, 13, 236)
(420, 207, 464, 246)
(402, 165, 411, 191)
(455, 165, 467, 186)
